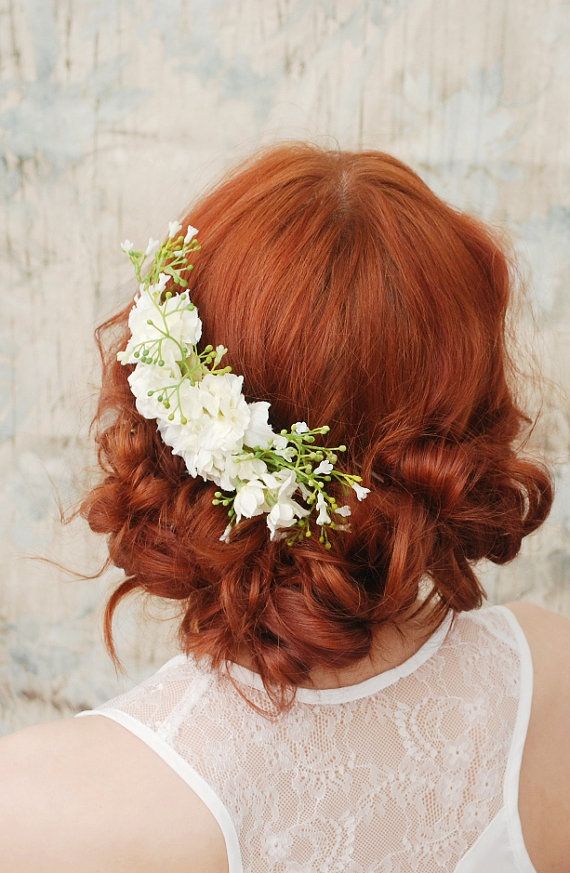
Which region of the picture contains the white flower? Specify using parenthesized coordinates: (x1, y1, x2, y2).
(233, 479, 269, 523)
(120, 239, 134, 253)
(315, 490, 331, 525)
(159, 373, 250, 442)
(158, 413, 232, 489)
(313, 459, 333, 476)
(352, 482, 370, 500)
(243, 401, 277, 450)
(273, 445, 296, 462)
(156, 373, 252, 488)
(145, 237, 160, 257)
(223, 455, 269, 492)
(197, 373, 251, 436)
(117, 286, 203, 372)
(271, 433, 290, 451)
(126, 362, 183, 420)
(334, 504, 351, 517)
(219, 522, 233, 543)
(148, 272, 170, 294)
(212, 344, 227, 366)
(291, 421, 309, 433)
(168, 220, 182, 238)
(184, 224, 199, 244)
(265, 469, 311, 540)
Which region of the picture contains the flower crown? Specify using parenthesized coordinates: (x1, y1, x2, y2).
(117, 220, 370, 548)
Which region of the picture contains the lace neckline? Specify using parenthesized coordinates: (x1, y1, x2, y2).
(220, 610, 454, 704)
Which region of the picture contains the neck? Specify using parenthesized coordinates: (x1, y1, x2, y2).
(231, 603, 446, 691)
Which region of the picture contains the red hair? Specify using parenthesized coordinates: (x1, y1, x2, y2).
(67, 141, 554, 714)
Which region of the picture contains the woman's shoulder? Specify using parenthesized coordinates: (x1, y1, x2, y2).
(501, 599, 570, 873)
(0, 709, 228, 873)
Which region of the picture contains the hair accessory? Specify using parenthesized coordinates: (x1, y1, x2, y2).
(117, 221, 370, 548)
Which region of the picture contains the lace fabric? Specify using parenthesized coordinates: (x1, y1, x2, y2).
(74, 604, 536, 873)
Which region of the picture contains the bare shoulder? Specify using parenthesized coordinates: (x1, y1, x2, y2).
(0, 714, 228, 873)
(502, 599, 570, 873)
(504, 598, 570, 641)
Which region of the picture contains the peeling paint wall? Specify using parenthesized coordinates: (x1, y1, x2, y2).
(1, 0, 568, 731)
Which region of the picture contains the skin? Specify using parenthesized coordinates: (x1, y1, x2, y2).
(0, 600, 568, 873)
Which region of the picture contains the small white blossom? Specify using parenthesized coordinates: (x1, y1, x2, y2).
(334, 504, 352, 517)
(233, 479, 269, 523)
(145, 237, 160, 257)
(315, 490, 331, 525)
(168, 220, 182, 238)
(243, 401, 277, 450)
(117, 285, 202, 372)
(352, 482, 371, 500)
(212, 345, 227, 367)
(313, 459, 333, 476)
(219, 523, 233, 543)
(271, 433, 289, 452)
(126, 362, 183, 421)
(148, 272, 170, 294)
(265, 469, 311, 540)
(223, 456, 269, 492)
(184, 224, 199, 244)
(273, 445, 296, 462)
(292, 421, 309, 433)
(120, 239, 134, 253)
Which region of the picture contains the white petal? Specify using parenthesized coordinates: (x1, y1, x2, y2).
(334, 504, 352, 517)
(316, 490, 331, 524)
(219, 522, 233, 543)
(292, 421, 309, 433)
(271, 433, 289, 451)
(243, 401, 276, 449)
(352, 482, 371, 500)
(313, 459, 333, 476)
(145, 238, 160, 256)
(184, 224, 199, 244)
(168, 220, 182, 238)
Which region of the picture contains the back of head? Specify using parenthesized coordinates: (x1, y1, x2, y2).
(80, 141, 554, 713)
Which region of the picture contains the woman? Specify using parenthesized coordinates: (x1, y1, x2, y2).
(1, 141, 568, 873)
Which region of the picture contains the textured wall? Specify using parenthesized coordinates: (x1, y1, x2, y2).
(1, 0, 568, 732)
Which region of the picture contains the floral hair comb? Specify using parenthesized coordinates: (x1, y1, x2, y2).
(117, 220, 370, 548)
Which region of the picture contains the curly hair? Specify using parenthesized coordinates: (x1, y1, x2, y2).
(67, 141, 554, 715)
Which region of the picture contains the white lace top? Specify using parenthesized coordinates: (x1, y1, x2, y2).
(74, 604, 536, 872)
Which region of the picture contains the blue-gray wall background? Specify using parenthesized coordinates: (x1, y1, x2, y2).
(1, 0, 568, 732)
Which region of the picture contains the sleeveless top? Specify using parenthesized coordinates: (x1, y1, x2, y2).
(74, 604, 537, 873)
